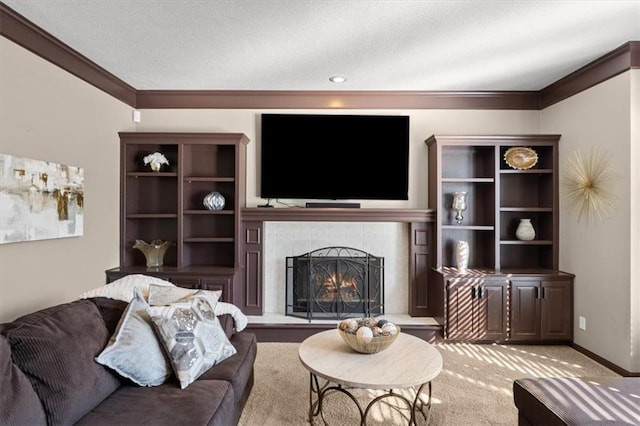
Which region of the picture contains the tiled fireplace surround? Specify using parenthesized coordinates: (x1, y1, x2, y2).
(262, 222, 408, 318)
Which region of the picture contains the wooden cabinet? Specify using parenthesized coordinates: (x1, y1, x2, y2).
(106, 132, 249, 306)
(426, 134, 574, 343)
(441, 271, 508, 341)
(511, 277, 573, 342)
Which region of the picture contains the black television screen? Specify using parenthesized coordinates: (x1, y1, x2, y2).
(260, 114, 410, 201)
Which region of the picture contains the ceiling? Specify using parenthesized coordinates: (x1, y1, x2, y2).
(3, 0, 639, 91)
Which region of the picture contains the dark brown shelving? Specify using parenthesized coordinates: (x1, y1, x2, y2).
(426, 134, 574, 343)
(107, 132, 250, 305)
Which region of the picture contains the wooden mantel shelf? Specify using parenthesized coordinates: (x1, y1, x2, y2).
(241, 207, 435, 223)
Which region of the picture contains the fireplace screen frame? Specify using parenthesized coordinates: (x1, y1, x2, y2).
(285, 246, 384, 320)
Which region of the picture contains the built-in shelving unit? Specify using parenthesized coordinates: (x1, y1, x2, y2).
(426, 134, 574, 343)
(106, 132, 249, 305)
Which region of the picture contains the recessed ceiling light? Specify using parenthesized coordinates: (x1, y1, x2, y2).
(329, 75, 347, 83)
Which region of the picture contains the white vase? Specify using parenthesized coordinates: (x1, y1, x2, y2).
(455, 241, 469, 272)
(515, 218, 535, 241)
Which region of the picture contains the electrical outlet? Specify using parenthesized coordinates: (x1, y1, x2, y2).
(132, 110, 141, 123)
(579, 316, 586, 330)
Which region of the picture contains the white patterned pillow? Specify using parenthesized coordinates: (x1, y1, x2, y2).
(148, 284, 247, 331)
(79, 274, 175, 302)
(147, 284, 221, 308)
(95, 288, 172, 386)
(147, 294, 237, 389)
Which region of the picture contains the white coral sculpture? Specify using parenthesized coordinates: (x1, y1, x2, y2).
(143, 152, 169, 171)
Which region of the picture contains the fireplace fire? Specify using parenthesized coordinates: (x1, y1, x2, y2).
(286, 246, 384, 320)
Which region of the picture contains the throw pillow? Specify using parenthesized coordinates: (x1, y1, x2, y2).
(147, 294, 237, 389)
(78, 274, 175, 302)
(95, 288, 172, 386)
(147, 284, 221, 309)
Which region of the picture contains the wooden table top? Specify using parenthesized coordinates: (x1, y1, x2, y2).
(298, 329, 443, 389)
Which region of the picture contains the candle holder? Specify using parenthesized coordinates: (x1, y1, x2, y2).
(452, 191, 468, 225)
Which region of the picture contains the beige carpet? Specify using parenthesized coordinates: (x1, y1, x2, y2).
(238, 341, 619, 426)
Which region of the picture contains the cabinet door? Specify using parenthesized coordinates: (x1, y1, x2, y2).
(446, 279, 477, 340)
(541, 280, 572, 340)
(510, 280, 541, 340)
(200, 276, 233, 303)
(477, 280, 508, 341)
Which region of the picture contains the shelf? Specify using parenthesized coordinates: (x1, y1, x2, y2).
(442, 177, 494, 183)
(126, 214, 178, 219)
(427, 134, 560, 272)
(442, 225, 494, 230)
(127, 172, 177, 177)
(184, 237, 234, 243)
(183, 210, 234, 215)
(500, 207, 553, 212)
(184, 177, 235, 183)
(118, 132, 249, 273)
(500, 169, 552, 174)
(500, 240, 553, 245)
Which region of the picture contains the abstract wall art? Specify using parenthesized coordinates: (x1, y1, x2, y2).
(0, 153, 84, 244)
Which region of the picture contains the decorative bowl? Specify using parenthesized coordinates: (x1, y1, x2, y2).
(504, 146, 538, 170)
(337, 321, 400, 354)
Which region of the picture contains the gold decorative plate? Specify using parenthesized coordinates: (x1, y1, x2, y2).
(504, 147, 538, 170)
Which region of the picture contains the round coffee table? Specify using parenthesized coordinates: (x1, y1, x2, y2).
(298, 329, 443, 425)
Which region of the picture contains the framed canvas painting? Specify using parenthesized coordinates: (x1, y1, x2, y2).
(0, 153, 84, 244)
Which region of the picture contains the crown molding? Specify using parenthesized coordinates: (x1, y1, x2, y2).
(1, 2, 637, 110)
(0, 2, 137, 107)
(540, 41, 640, 108)
(135, 90, 540, 110)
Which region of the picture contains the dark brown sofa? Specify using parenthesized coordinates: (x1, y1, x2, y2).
(1, 297, 256, 426)
(513, 376, 640, 425)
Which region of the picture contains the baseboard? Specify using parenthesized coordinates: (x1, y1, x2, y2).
(571, 342, 639, 377)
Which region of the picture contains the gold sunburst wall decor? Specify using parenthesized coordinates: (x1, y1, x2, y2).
(561, 147, 617, 224)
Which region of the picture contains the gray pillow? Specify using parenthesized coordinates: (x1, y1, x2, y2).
(96, 288, 172, 386)
(147, 294, 236, 389)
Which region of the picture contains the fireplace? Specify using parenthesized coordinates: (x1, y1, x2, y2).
(286, 246, 384, 320)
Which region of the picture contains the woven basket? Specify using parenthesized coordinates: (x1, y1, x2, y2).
(338, 326, 400, 354)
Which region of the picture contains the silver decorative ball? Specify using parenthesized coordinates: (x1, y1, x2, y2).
(203, 191, 225, 211)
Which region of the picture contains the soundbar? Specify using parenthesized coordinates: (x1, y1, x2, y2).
(305, 202, 361, 208)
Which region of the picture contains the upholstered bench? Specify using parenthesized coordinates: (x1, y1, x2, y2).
(513, 376, 640, 425)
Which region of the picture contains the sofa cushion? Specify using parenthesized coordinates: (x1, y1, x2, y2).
(1, 299, 121, 425)
(88, 297, 129, 335)
(0, 335, 46, 425)
(96, 288, 172, 386)
(199, 332, 257, 403)
(513, 377, 640, 426)
(147, 295, 237, 389)
(75, 379, 235, 426)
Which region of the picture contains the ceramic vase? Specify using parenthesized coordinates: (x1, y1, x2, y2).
(515, 218, 535, 241)
(455, 240, 469, 272)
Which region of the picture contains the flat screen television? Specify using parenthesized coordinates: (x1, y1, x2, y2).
(260, 114, 410, 201)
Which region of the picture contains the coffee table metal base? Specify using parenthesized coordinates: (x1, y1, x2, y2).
(307, 372, 433, 425)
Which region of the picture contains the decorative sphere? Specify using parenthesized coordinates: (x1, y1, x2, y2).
(381, 323, 398, 335)
(203, 191, 225, 211)
(356, 326, 374, 344)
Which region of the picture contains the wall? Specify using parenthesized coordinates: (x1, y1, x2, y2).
(0, 38, 133, 323)
(541, 70, 637, 372)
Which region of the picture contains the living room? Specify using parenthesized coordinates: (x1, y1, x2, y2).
(0, 1, 638, 420)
